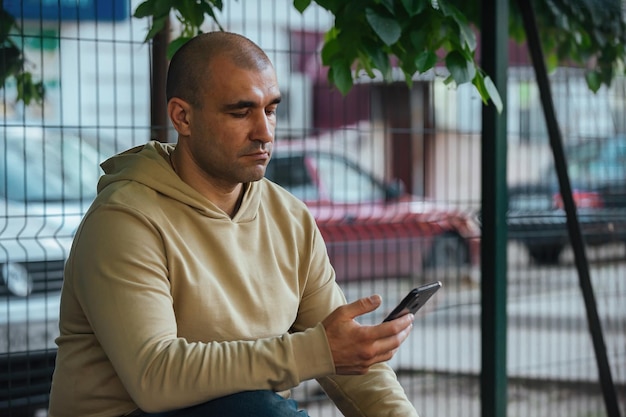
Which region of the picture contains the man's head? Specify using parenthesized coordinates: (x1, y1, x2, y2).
(166, 32, 282, 193)
(166, 32, 274, 109)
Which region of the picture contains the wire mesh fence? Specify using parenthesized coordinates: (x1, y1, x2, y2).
(1, 0, 624, 416)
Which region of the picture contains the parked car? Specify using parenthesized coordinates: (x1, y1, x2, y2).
(265, 140, 481, 282)
(507, 134, 626, 264)
(0, 126, 113, 416)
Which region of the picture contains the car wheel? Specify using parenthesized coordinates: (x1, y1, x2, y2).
(424, 232, 469, 269)
(527, 244, 563, 265)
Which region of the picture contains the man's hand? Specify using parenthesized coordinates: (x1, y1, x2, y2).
(322, 295, 414, 375)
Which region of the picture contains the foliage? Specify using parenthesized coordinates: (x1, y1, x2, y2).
(130, 0, 626, 112)
(448, 0, 626, 93)
(2, 0, 625, 110)
(296, 0, 502, 111)
(0, 9, 45, 105)
(132, 0, 502, 111)
(134, 0, 226, 60)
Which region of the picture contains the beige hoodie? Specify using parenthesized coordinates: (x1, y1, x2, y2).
(48, 141, 418, 417)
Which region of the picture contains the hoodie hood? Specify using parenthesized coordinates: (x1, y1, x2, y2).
(97, 141, 261, 222)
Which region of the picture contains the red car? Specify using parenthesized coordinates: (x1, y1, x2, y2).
(265, 140, 480, 282)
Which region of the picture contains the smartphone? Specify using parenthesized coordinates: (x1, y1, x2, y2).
(382, 281, 442, 322)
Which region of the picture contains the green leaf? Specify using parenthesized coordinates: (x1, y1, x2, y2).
(445, 50, 475, 84)
(176, 0, 205, 28)
(144, 15, 168, 41)
(415, 50, 437, 72)
(0, 9, 17, 40)
(544, 51, 559, 73)
(355, 56, 376, 78)
(362, 41, 391, 78)
(380, 0, 397, 16)
(457, 19, 476, 51)
(320, 36, 342, 65)
(481, 75, 503, 113)
(313, 0, 342, 14)
(402, 68, 414, 89)
(200, 2, 224, 31)
(585, 70, 602, 93)
(329, 60, 353, 95)
(135, 0, 172, 19)
(167, 36, 192, 60)
(365, 8, 402, 46)
(153, 0, 175, 17)
(133, 0, 157, 18)
(437, 2, 476, 50)
(293, 0, 312, 13)
(209, 0, 224, 10)
(400, 0, 426, 16)
(409, 27, 428, 51)
(16, 72, 45, 105)
(0, 46, 22, 80)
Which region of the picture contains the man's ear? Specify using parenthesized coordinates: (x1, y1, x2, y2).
(168, 98, 192, 136)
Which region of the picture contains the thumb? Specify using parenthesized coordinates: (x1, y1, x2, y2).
(343, 295, 382, 320)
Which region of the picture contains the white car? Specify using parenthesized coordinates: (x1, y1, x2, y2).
(0, 126, 112, 414)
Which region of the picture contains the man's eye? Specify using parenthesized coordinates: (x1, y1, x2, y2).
(231, 112, 248, 118)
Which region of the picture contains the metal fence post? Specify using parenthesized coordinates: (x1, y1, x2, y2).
(480, 0, 509, 416)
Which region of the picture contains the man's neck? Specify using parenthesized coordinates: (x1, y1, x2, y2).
(169, 148, 246, 217)
(201, 182, 246, 218)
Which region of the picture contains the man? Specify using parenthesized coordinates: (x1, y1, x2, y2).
(49, 31, 418, 417)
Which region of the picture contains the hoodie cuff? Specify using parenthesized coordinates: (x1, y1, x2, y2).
(290, 322, 336, 381)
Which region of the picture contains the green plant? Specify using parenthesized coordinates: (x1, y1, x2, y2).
(134, 0, 226, 60)
(133, 0, 503, 111)
(3, 0, 625, 110)
(295, 0, 502, 112)
(448, 0, 626, 93)
(0, 8, 45, 105)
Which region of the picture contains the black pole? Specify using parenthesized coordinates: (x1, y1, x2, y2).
(516, 2, 622, 416)
(480, 0, 509, 416)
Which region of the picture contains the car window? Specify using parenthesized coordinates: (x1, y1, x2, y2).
(0, 133, 103, 202)
(265, 154, 320, 201)
(542, 136, 626, 186)
(584, 161, 625, 183)
(567, 137, 626, 184)
(508, 191, 553, 211)
(313, 154, 386, 203)
(267, 152, 388, 203)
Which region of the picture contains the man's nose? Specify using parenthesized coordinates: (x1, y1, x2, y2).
(253, 111, 275, 143)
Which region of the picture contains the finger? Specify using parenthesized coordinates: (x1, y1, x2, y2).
(373, 313, 414, 338)
(369, 319, 414, 353)
(341, 295, 382, 320)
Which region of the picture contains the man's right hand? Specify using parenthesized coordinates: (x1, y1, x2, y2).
(321, 295, 414, 375)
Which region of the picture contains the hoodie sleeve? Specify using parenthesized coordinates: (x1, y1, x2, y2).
(291, 225, 420, 417)
(317, 368, 419, 417)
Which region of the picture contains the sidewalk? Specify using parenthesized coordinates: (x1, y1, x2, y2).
(330, 250, 626, 384)
(293, 258, 625, 415)
(379, 264, 625, 384)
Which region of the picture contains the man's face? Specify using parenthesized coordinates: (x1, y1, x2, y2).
(184, 55, 281, 189)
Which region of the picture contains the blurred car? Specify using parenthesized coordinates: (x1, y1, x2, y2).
(507, 134, 626, 264)
(265, 140, 481, 282)
(0, 126, 113, 415)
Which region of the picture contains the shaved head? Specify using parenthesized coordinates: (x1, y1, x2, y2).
(166, 32, 274, 108)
